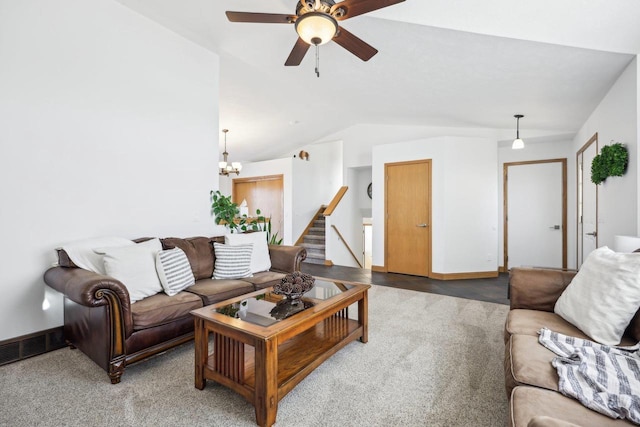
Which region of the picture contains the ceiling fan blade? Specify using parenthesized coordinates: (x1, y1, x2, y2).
(331, 0, 406, 21)
(225, 11, 296, 24)
(333, 26, 378, 61)
(285, 38, 311, 66)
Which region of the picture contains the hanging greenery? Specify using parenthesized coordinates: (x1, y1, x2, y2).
(591, 143, 628, 185)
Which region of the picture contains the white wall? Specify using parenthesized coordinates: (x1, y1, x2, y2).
(372, 137, 499, 274)
(291, 140, 343, 243)
(219, 157, 294, 244)
(572, 57, 639, 249)
(0, 0, 220, 340)
(498, 139, 575, 268)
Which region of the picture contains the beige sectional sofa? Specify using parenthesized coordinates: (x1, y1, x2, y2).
(504, 267, 639, 426)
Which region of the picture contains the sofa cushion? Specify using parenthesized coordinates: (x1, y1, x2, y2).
(241, 271, 286, 290)
(131, 291, 203, 330)
(510, 386, 634, 427)
(505, 334, 559, 396)
(98, 238, 163, 303)
(212, 243, 253, 280)
(504, 309, 591, 343)
(161, 237, 219, 281)
(185, 278, 255, 305)
(554, 246, 640, 345)
(155, 247, 195, 296)
(225, 231, 271, 273)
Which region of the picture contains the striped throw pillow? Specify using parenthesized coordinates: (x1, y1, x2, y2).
(155, 247, 195, 296)
(213, 242, 253, 280)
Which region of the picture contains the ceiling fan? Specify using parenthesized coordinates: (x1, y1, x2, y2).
(226, 0, 405, 70)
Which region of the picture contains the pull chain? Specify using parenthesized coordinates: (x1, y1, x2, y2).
(315, 44, 320, 78)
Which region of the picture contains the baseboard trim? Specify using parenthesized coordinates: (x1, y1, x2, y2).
(498, 266, 507, 273)
(430, 271, 499, 281)
(0, 326, 66, 366)
(371, 265, 386, 273)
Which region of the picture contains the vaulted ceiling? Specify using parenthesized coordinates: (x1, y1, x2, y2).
(117, 0, 640, 162)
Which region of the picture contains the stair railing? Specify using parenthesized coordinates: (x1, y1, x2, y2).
(331, 225, 363, 268)
(322, 186, 348, 217)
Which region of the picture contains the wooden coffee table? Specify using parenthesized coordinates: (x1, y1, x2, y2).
(191, 277, 369, 427)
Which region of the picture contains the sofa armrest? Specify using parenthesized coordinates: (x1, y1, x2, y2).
(268, 244, 307, 273)
(509, 267, 577, 312)
(527, 416, 582, 427)
(44, 266, 133, 337)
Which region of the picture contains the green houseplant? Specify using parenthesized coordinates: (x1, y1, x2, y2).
(210, 191, 281, 243)
(591, 142, 628, 185)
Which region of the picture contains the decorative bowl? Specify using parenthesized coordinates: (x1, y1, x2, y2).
(272, 271, 315, 302)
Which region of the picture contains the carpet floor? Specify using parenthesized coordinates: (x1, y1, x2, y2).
(0, 285, 509, 426)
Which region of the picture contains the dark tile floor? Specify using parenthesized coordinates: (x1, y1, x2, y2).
(300, 263, 510, 305)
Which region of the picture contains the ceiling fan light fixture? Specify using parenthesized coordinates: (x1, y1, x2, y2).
(295, 12, 337, 46)
(512, 114, 525, 150)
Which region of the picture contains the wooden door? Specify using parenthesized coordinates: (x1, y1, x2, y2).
(577, 134, 598, 267)
(385, 160, 431, 276)
(233, 175, 284, 240)
(504, 159, 567, 269)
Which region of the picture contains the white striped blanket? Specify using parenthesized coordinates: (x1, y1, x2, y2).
(538, 328, 640, 424)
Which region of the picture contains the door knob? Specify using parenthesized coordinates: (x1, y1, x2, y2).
(585, 231, 597, 237)
(549, 225, 561, 230)
(416, 223, 428, 228)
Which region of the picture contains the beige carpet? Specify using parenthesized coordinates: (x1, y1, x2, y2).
(0, 285, 509, 426)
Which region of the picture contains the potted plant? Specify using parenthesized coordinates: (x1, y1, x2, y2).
(210, 190, 270, 235)
(591, 142, 628, 185)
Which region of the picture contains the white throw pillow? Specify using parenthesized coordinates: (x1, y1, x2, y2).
(156, 247, 195, 296)
(554, 246, 640, 345)
(213, 242, 253, 280)
(97, 238, 163, 303)
(225, 231, 271, 273)
(61, 237, 134, 274)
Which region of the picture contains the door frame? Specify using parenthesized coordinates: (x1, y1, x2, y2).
(576, 133, 598, 267)
(503, 158, 568, 270)
(384, 159, 432, 276)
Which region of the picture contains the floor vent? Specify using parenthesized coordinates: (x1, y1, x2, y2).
(0, 327, 65, 366)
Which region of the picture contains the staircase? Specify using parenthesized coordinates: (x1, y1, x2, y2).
(300, 207, 326, 265)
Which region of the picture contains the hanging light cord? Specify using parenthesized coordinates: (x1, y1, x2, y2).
(315, 44, 320, 78)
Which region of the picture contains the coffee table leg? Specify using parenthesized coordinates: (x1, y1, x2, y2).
(358, 290, 368, 343)
(254, 338, 278, 427)
(194, 317, 206, 390)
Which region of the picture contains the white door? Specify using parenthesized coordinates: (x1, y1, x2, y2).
(506, 161, 565, 269)
(578, 138, 598, 267)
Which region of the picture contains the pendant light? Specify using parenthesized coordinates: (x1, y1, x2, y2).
(219, 129, 242, 176)
(512, 114, 525, 150)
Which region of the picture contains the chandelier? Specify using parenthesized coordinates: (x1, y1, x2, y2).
(219, 129, 242, 176)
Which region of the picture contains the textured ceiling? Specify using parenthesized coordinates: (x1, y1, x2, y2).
(116, 0, 639, 161)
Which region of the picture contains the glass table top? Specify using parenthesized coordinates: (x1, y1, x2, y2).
(216, 279, 355, 327)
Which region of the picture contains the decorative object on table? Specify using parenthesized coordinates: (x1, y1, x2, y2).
(272, 271, 315, 303)
(591, 142, 628, 185)
(269, 298, 314, 320)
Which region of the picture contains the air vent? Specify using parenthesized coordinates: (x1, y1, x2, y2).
(0, 327, 65, 366)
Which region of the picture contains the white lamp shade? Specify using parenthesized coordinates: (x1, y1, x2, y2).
(512, 138, 525, 150)
(295, 12, 337, 45)
(613, 235, 640, 253)
(219, 161, 227, 169)
(231, 162, 242, 171)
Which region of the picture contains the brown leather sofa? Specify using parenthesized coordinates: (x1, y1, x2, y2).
(44, 236, 306, 384)
(504, 267, 640, 426)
